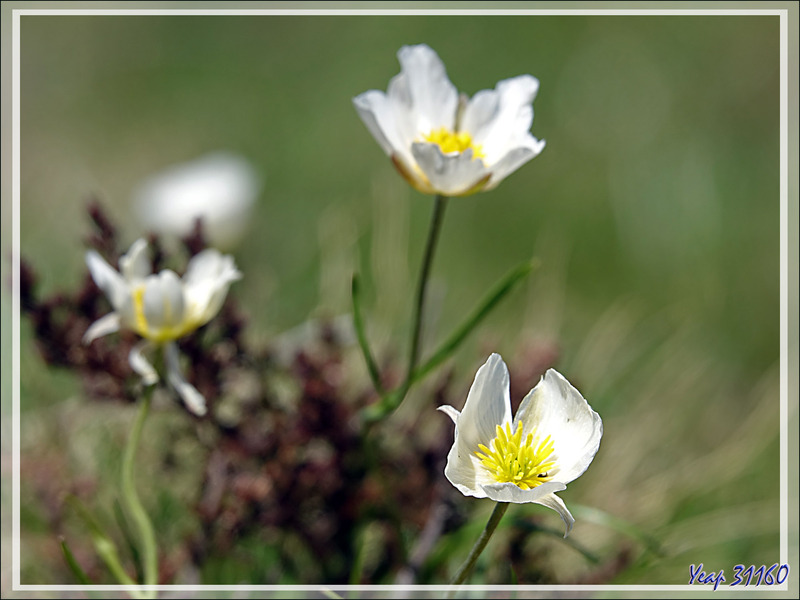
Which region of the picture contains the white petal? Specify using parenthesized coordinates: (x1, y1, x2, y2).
(129, 341, 158, 386)
(443, 444, 487, 499)
(184, 249, 240, 286)
(142, 270, 183, 331)
(480, 480, 566, 504)
(481, 137, 546, 191)
(441, 353, 513, 498)
(183, 250, 241, 325)
(158, 270, 186, 329)
(436, 405, 460, 424)
(410, 142, 490, 196)
(83, 312, 121, 344)
(118, 238, 151, 282)
(461, 75, 541, 162)
(439, 356, 515, 501)
(457, 354, 512, 451)
(353, 44, 459, 174)
(393, 44, 458, 134)
(440, 403, 488, 498)
(165, 342, 207, 416)
(534, 492, 575, 537)
(514, 369, 603, 484)
(86, 251, 128, 310)
(353, 89, 402, 157)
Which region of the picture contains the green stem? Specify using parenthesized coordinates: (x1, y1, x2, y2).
(361, 194, 448, 425)
(406, 194, 448, 392)
(449, 502, 509, 590)
(121, 386, 158, 596)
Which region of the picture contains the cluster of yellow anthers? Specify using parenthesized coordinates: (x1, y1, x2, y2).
(476, 422, 557, 490)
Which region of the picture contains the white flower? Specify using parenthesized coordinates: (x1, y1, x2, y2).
(438, 354, 602, 536)
(83, 239, 242, 416)
(133, 152, 261, 249)
(353, 44, 546, 197)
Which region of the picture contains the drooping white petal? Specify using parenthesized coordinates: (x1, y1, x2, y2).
(119, 238, 151, 282)
(480, 480, 566, 504)
(514, 369, 603, 484)
(481, 137, 546, 191)
(183, 249, 241, 325)
(436, 405, 460, 425)
(461, 75, 541, 162)
(129, 340, 158, 386)
(165, 342, 207, 416)
(411, 143, 490, 196)
(353, 90, 402, 157)
(533, 492, 575, 537)
(86, 251, 128, 310)
(83, 312, 121, 344)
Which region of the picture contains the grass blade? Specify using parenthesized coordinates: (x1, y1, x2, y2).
(352, 274, 385, 395)
(412, 258, 539, 384)
(59, 536, 92, 585)
(114, 498, 143, 584)
(66, 496, 140, 590)
(570, 504, 665, 557)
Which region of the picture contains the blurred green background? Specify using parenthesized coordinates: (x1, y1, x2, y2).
(5, 9, 793, 591)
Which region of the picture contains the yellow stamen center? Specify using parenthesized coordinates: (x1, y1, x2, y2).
(476, 422, 557, 490)
(131, 285, 194, 343)
(132, 285, 150, 338)
(423, 127, 484, 160)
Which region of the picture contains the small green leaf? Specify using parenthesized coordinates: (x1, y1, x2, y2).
(60, 536, 92, 585)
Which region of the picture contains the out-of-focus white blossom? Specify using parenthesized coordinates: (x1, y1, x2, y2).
(133, 152, 261, 249)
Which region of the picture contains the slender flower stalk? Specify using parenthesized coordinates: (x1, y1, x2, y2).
(120, 384, 158, 597)
(406, 195, 448, 391)
(448, 501, 509, 589)
(361, 195, 448, 425)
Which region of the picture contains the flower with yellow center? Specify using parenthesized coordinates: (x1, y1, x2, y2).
(83, 239, 241, 416)
(353, 44, 546, 197)
(438, 354, 602, 536)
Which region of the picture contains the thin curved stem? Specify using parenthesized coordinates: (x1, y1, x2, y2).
(406, 194, 448, 390)
(121, 385, 158, 596)
(449, 502, 509, 591)
(361, 194, 448, 426)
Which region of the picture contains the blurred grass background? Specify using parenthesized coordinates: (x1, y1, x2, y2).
(3, 8, 796, 594)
